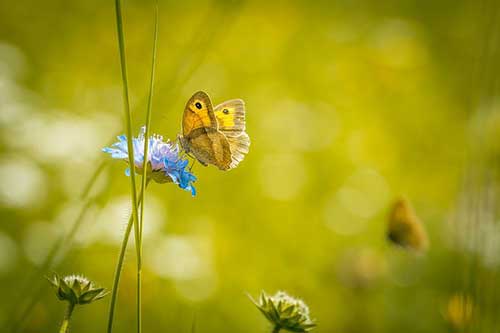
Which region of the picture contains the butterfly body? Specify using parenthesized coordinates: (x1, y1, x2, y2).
(180, 91, 250, 170)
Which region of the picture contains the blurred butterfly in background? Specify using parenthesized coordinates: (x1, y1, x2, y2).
(179, 91, 250, 170)
(387, 197, 429, 253)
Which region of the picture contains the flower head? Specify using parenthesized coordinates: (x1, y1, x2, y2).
(250, 291, 316, 332)
(48, 273, 108, 305)
(103, 126, 196, 195)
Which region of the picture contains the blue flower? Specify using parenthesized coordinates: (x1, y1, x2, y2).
(103, 127, 196, 195)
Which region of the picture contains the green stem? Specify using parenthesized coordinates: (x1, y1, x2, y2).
(272, 326, 280, 333)
(59, 302, 75, 333)
(114, 0, 140, 259)
(140, 0, 159, 242)
(113, 0, 141, 332)
(137, 3, 159, 333)
(107, 181, 150, 333)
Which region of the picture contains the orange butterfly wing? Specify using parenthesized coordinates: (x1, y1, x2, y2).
(182, 91, 218, 136)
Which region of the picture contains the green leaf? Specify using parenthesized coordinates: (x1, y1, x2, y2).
(80, 288, 105, 304)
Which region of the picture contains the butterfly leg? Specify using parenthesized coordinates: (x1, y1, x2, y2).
(179, 151, 196, 162)
(189, 158, 196, 171)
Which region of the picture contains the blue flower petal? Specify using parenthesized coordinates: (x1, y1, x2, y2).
(103, 126, 197, 196)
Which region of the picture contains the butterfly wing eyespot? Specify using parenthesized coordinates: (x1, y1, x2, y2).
(214, 99, 246, 135)
(182, 91, 217, 137)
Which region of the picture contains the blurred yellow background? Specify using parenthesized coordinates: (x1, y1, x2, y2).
(0, 0, 499, 332)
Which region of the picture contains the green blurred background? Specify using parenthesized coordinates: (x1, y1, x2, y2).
(0, 0, 499, 332)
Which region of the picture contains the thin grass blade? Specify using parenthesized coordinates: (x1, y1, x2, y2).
(108, 1, 141, 332)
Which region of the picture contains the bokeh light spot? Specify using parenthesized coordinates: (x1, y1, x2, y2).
(260, 153, 308, 201)
(0, 156, 47, 208)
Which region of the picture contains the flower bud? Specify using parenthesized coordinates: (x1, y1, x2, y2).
(48, 273, 108, 305)
(250, 291, 316, 332)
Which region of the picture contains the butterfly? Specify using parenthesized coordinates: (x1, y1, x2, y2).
(387, 197, 429, 253)
(179, 91, 250, 170)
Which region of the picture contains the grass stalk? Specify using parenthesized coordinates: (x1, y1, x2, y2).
(190, 311, 197, 333)
(109, 0, 141, 332)
(107, 180, 150, 333)
(140, 0, 159, 243)
(137, 2, 159, 332)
